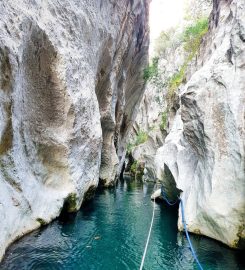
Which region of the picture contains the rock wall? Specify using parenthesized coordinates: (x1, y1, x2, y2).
(0, 0, 149, 260)
(155, 0, 245, 248)
(130, 32, 189, 181)
(130, 77, 166, 180)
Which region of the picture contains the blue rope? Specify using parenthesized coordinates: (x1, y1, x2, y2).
(179, 199, 204, 270)
(161, 186, 204, 270)
(161, 186, 179, 206)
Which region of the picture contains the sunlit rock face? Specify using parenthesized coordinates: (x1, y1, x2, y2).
(130, 21, 190, 181)
(131, 83, 165, 181)
(0, 0, 149, 260)
(155, 0, 245, 248)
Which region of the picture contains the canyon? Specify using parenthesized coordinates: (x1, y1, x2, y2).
(0, 0, 244, 264)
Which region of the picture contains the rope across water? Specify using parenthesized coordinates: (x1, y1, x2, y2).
(139, 185, 203, 270)
(161, 186, 204, 270)
(139, 185, 156, 270)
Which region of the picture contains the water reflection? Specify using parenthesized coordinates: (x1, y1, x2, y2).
(1, 177, 244, 270)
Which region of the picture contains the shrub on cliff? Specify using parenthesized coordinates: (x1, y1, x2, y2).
(182, 17, 209, 56)
(126, 130, 148, 154)
(166, 17, 209, 104)
(160, 111, 168, 131)
(135, 130, 148, 145)
(143, 57, 159, 81)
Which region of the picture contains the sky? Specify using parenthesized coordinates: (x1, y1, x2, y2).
(149, 0, 185, 55)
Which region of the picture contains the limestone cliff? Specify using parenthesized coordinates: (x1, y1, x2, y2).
(128, 78, 165, 181)
(154, 0, 245, 248)
(0, 0, 149, 260)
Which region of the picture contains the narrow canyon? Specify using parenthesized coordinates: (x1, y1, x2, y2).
(0, 0, 244, 268)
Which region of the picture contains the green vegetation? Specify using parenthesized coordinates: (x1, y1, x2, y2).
(130, 161, 138, 174)
(144, 18, 209, 107)
(143, 57, 159, 81)
(167, 64, 187, 102)
(135, 130, 148, 145)
(126, 142, 134, 154)
(160, 111, 168, 131)
(130, 160, 144, 179)
(64, 193, 78, 213)
(166, 18, 209, 104)
(36, 218, 47, 226)
(126, 130, 148, 154)
(142, 16, 209, 124)
(182, 18, 209, 55)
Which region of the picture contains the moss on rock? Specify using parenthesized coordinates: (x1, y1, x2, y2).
(233, 225, 245, 249)
(63, 193, 78, 213)
(36, 218, 47, 226)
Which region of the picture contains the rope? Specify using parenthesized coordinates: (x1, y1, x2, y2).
(161, 186, 204, 270)
(161, 186, 179, 206)
(139, 185, 156, 270)
(179, 199, 204, 270)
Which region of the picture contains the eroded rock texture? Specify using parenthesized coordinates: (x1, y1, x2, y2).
(155, 0, 245, 248)
(0, 0, 149, 260)
(130, 82, 166, 181)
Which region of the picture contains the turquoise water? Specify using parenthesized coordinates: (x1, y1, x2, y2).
(1, 177, 244, 270)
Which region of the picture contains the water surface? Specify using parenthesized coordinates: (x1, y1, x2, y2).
(1, 178, 244, 270)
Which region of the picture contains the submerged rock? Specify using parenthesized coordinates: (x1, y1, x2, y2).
(0, 0, 149, 260)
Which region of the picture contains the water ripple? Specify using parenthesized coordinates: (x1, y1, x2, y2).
(1, 180, 244, 270)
